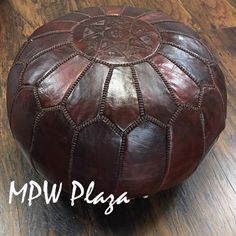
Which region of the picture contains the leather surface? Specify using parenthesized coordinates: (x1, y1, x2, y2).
(7, 6, 227, 198)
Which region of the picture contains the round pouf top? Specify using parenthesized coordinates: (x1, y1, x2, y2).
(7, 6, 227, 198)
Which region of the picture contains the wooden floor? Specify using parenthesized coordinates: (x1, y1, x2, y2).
(0, 0, 236, 235)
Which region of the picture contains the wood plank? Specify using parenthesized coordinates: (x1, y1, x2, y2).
(181, 0, 236, 29)
(0, 0, 236, 235)
(227, 0, 236, 9)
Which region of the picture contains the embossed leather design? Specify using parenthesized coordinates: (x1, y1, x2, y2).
(7, 6, 227, 198)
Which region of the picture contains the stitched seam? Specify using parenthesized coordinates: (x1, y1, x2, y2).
(72, 44, 161, 67)
(71, 39, 161, 68)
(61, 61, 94, 104)
(157, 28, 163, 42)
(134, 10, 168, 19)
(132, 34, 154, 51)
(10, 84, 32, 89)
(61, 106, 77, 129)
(162, 41, 212, 64)
(158, 49, 214, 88)
(17, 63, 28, 88)
(73, 12, 92, 18)
(29, 111, 45, 175)
(33, 87, 42, 109)
(202, 84, 226, 120)
(130, 65, 145, 116)
(98, 66, 114, 115)
(198, 86, 215, 108)
(39, 105, 78, 131)
(42, 105, 62, 112)
(215, 86, 226, 113)
(159, 30, 215, 59)
(208, 65, 226, 108)
(76, 116, 101, 130)
(100, 115, 123, 136)
(113, 134, 127, 195)
(30, 30, 73, 40)
(68, 127, 80, 193)
(200, 112, 206, 155)
(207, 64, 217, 87)
(26, 41, 73, 66)
(11, 60, 25, 65)
(158, 29, 199, 40)
(151, 19, 182, 24)
(35, 52, 78, 87)
(147, 60, 181, 106)
(147, 61, 203, 112)
(168, 106, 183, 126)
(154, 22, 200, 38)
(135, 10, 156, 18)
(70, 16, 94, 31)
(149, 19, 183, 24)
(71, 42, 106, 63)
(123, 116, 146, 134)
(145, 115, 166, 128)
(157, 50, 202, 88)
(10, 61, 25, 67)
(14, 41, 29, 62)
(208, 62, 218, 67)
(179, 103, 199, 111)
(52, 20, 78, 23)
(159, 125, 172, 189)
(71, 14, 139, 31)
(197, 87, 205, 108)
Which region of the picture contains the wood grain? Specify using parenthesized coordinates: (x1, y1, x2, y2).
(0, 0, 236, 235)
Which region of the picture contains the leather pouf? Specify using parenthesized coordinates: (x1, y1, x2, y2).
(7, 6, 227, 198)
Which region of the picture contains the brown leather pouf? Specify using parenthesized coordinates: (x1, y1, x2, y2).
(7, 6, 227, 198)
